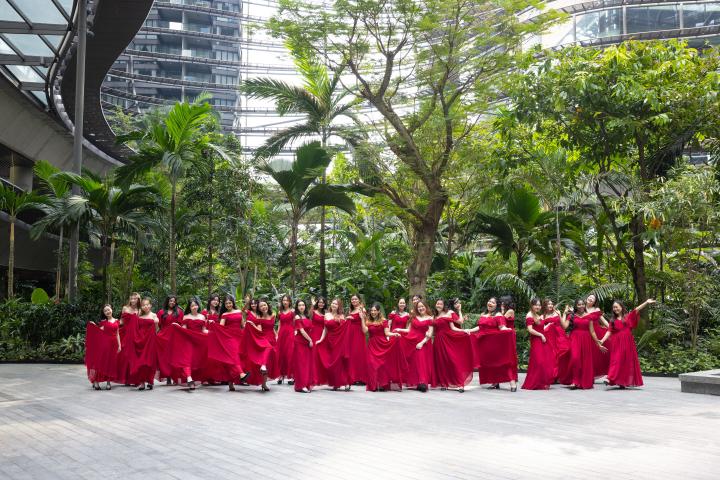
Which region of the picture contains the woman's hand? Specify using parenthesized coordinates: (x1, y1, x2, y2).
(416, 342, 424, 350)
(308, 340, 313, 348)
(540, 334, 546, 343)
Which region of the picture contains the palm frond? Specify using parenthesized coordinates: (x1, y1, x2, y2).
(493, 273, 537, 302)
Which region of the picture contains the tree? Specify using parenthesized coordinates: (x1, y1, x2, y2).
(467, 186, 580, 278)
(241, 47, 362, 297)
(0, 183, 43, 298)
(259, 141, 359, 293)
(506, 40, 720, 326)
(30, 161, 72, 300)
(116, 101, 226, 293)
(57, 173, 161, 303)
(269, 0, 560, 295)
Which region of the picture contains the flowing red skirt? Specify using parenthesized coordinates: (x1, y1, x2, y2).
(241, 325, 274, 385)
(207, 323, 245, 383)
(564, 329, 595, 389)
(346, 321, 368, 384)
(472, 330, 518, 385)
(545, 324, 571, 382)
(316, 322, 350, 388)
(85, 323, 119, 383)
(607, 329, 643, 387)
(399, 333, 434, 387)
(155, 326, 183, 382)
(167, 324, 209, 380)
(432, 330, 474, 388)
(128, 322, 158, 384)
(366, 336, 408, 391)
(276, 323, 295, 378)
(593, 325, 610, 377)
(292, 336, 315, 391)
(116, 322, 134, 384)
(521, 335, 555, 390)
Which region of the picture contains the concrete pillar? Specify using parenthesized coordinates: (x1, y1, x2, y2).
(9, 153, 33, 192)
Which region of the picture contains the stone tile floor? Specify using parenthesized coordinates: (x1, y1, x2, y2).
(0, 364, 718, 479)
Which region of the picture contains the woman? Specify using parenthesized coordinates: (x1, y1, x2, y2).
(561, 299, 600, 390)
(604, 299, 655, 388)
(85, 305, 121, 390)
(466, 297, 518, 391)
(292, 299, 315, 393)
(204, 294, 221, 324)
(346, 294, 369, 385)
(388, 298, 410, 331)
(118, 292, 142, 385)
(131, 298, 160, 391)
(242, 298, 274, 391)
(500, 295, 516, 330)
(310, 297, 327, 345)
(363, 302, 407, 392)
(433, 298, 473, 392)
(202, 293, 224, 384)
(541, 298, 570, 383)
(276, 294, 295, 385)
(316, 298, 351, 391)
(168, 297, 208, 390)
(586, 293, 610, 379)
(395, 300, 434, 392)
(245, 298, 259, 323)
(521, 298, 555, 390)
(207, 295, 249, 391)
(156, 295, 183, 385)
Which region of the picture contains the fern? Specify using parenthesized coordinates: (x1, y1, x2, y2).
(493, 274, 537, 302)
(585, 283, 630, 303)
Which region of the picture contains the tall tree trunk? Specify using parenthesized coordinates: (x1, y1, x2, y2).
(101, 235, 110, 304)
(555, 205, 561, 299)
(126, 236, 138, 300)
(406, 195, 446, 297)
(630, 213, 648, 327)
(208, 213, 213, 297)
(516, 251, 524, 279)
(170, 181, 177, 293)
(291, 215, 299, 295)
(319, 203, 327, 297)
(55, 226, 64, 301)
(8, 217, 15, 299)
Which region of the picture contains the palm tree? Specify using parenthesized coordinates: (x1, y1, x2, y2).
(260, 142, 359, 293)
(116, 100, 225, 293)
(57, 173, 161, 303)
(29, 161, 72, 300)
(468, 186, 581, 279)
(241, 48, 362, 296)
(0, 183, 44, 298)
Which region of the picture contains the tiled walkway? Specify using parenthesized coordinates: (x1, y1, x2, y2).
(0, 364, 718, 479)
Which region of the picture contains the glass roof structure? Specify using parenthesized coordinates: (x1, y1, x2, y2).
(0, 0, 74, 107)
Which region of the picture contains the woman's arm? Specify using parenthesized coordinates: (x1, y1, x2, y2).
(526, 323, 546, 342)
(360, 313, 368, 334)
(116, 331, 122, 352)
(589, 321, 608, 353)
(635, 298, 656, 312)
(417, 325, 434, 349)
(316, 327, 327, 344)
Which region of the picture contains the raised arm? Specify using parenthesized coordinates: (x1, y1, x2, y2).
(360, 313, 368, 334)
(635, 298, 656, 312)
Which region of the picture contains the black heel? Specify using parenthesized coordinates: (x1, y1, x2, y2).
(510, 387, 517, 392)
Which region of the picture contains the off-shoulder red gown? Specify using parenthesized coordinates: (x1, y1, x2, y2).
(521, 315, 555, 390)
(85, 320, 120, 383)
(118, 310, 139, 384)
(587, 310, 610, 378)
(432, 312, 473, 388)
(207, 311, 245, 382)
(241, 313, 275, 385)
(399, 317, 434, 388)
(543, 314, 570, 383)
(471, 314, 518, 385)
(388, 311, 410, 331)
(607, 310, 643, 387)
(563, 313, 596, 389)
(276, 310, 295, 379)
(366, 320, 408, 391)
(346, 311, 368, 384)
(292, 316, 315, 391)
(129, 316, 158, 385)
(156, 308, 184, 381)
(316, 317, 350, 388)
(168, 317, 208, 381)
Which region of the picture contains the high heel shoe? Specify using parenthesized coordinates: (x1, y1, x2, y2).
(188, 380, 196, 390)
(239, 372, 250, 382)
(261, 384, 270, 392)
(487, 384, 500, 389)
(147, 384, 153, 390)
(300, 387, 310, 393)
(92, 384, 101, 391)
(138, 384, 146, 391)
(288, 380, 295, 386)
(344, 385, 351, 391)
(458, 387, 464, 393)
(510, 387, 517, 392)
(228, 383, 236, 392)
(277, 378, 283, 385)
(105, 383, 112, 390)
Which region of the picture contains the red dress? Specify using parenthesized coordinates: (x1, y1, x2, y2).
(388, 311, 410, 331)
(85, 320, 120, 383)
(432, 312, 474, 388)
(207, 311, 245, 382)
(588, 310, 610, 378)
(168, 317, 209, 380)
(607, 310, 643, 387)
(521, 315, 555, 390)
(543, 314, 570, 382)
(366, 320, 408, 391)
(310, 311, 326, 343)
(471, 314, 518, 385)
(399, 317, 434, 387)
(292, 316, 315, 391)
(563, 313, 596, 389)
(346, 311, 368, 384)
(276, 310, 295, 378)
(129, 316, 158, 385)
(504, 314, 515, 330)
(316, 317, 350, 388)
(117, 310, 139, 384)
(156, 308, 184, 381)
(241, 312, 275, 385)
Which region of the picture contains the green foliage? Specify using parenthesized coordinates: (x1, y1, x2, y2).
(30, 288, 50, 305)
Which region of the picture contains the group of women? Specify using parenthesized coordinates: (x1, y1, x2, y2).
(85, 290, 650, 393)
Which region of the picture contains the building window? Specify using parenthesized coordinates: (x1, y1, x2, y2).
(683, 3, 720, 28)
(626, 6, 679, 34)
(575, 8, 622, 41)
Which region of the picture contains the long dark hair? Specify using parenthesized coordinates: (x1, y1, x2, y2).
(528, 297, 542, 323)
(434, 298, 448, 315)
(294, 299, 308, 319)
(257, 297, 273, 317)
(541, 298, 555, 315)
(99, 304, 113, 322)
(313, 296, 327, 315)
(368, 302, 385, 323)
(412, 300, 432, 318)
(484, 297, 499, 315)
(219, 294, 238, 318)
(448, 298, 461, 313)
(280, 294, 293, 311)
(568, 298, 586, 331)
(185, 296, 202, 315)
(162, 295, 180, 321)
(612, 299, 628, 320)
(206, 293, 220, 315)
(500, 295, 515, 314)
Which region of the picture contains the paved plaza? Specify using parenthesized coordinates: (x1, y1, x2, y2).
(0, 364, 718, 479)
